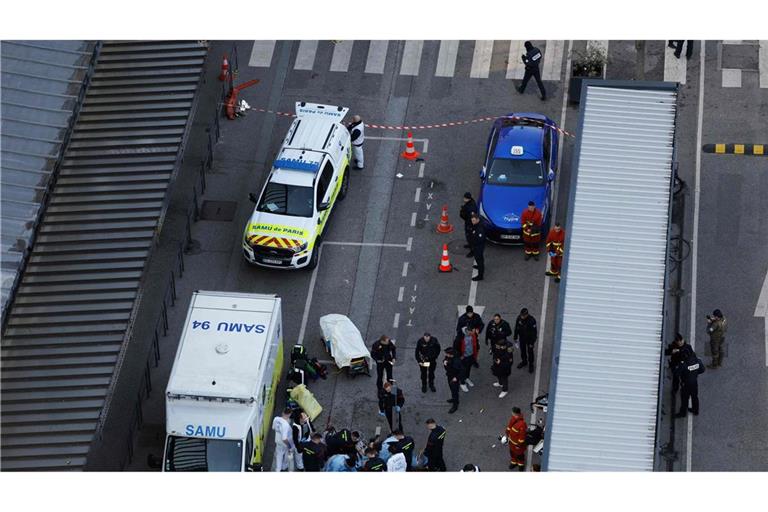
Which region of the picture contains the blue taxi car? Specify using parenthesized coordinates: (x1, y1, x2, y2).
(477, 113, 559, 244)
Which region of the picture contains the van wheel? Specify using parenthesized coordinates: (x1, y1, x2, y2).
(338, 167, 350, 201)
(306, 239, 321, 270)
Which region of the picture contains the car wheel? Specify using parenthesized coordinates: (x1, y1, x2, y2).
(338, 166, 349, 201)
(306, 238, 321, 270)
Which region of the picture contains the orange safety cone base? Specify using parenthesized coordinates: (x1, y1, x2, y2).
(436, 223, 454, 234)
(401, 149, 421, 160)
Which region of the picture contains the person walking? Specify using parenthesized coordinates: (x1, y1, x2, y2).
(377, 380, 405, 431)
(444, 347, 463, 414)
(423, 419, 447, 472)
(521, 201, 543, 260)
(415, 332, 441, 393)
(491, 336, 515, 398)
(347, 114, 365, 169)
(545, 222, 565, 282)
(505, 407, 528, 471)
(670, 40, 694, 60)
(371, 335, 396, 389)
(299, 432, 327, 472)
(468, 213, 487, 281)
(516, 41, 546, 100)
(674, 347, 706, 417)
(706, 309, 727, 368)
(460, 192, 478, 250)
(393, 430, 416, 471)
(454, 327, 479, 392)
(361, 446, 386, 471)
(514, 308, 538, 373)
(457, 305, 484, 368)
(664, 333, 691, 394)
(271, 407, 294, 472)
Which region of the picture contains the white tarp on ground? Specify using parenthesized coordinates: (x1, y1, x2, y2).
(319, 314, 373, 369)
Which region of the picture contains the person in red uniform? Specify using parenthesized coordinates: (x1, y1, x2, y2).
(520, 201, 543, 260)
(505, 407, 527, 471)
(545, 222, 565, 282)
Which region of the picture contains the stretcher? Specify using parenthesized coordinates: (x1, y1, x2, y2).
(319, 314, 373, 378)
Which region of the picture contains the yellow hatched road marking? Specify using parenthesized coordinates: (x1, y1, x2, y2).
(715, 143, 726, 153)
(734, 144, 745, 154)
(754, 145, 764, 155)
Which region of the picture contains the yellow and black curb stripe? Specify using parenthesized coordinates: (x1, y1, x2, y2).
(702, 143, 766, 156)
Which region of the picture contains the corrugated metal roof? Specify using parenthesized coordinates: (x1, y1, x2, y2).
(1, 40, 207, 471)
(1, 40, 97, 314)
(544, 82, 677, 471)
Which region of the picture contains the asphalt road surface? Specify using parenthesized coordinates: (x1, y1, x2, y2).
(125, 40, 767, 471)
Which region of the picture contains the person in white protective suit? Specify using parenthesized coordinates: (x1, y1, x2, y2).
(271, 407, 295, 471)
(347, 114, 365, 170)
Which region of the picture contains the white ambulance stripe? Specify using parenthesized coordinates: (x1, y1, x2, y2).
(542, 40, 565, 80)
(294, 40, 318, 70)
(249, 40, 276, 67)
(760, 41, 768, 88)
(365, 40, 389, 74)
(587, 40, 609, 78)
(400, 40, 424, 76)
(330, 40, 354, 72)
(470, 40, 494, 78)
(663, 44, 687, 85)
(506, 41, 526, 79)
(722, 68, 742, 88)
(435, 40, 460, 77)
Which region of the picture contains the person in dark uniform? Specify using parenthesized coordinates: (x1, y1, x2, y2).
(415, 333, 441, 393)
(443, 347, 462, 414)
(361, 446, 386, 471)
(377, 380, 405, 431)
(468, 213, 486, 281)
(486, 313, 512, 347)
(670, 40, 694, 60)
(460, 192, 478, 250)
(393, 430, 416, 471)
(457, 305, 484, 368)
(370, 335, 396, 390)
(491, 335, 515, 398)
(664, 333, 690, 393)
(674, 347, 705, 417)
(517, 41, 546, 100)
(424, 418, 446, 472)
(300, 433, 327, 472)
(514, 308, 538, 373)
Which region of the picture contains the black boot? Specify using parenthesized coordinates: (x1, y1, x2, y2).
(430, 383, 436, 392)
(517, 361, 526, 369)
(422, 383, 427, 393)
(448, 405, 458, 414)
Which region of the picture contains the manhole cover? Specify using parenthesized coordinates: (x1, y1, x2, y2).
(200, 200, 237, 221)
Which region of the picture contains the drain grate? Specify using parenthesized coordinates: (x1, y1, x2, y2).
(200, 200, 237, 221)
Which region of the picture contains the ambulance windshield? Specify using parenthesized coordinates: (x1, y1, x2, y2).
(257, 182, 314, 217)
(164, 435, 243, 472)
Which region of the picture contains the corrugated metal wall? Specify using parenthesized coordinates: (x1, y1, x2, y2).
(545, 83, 677, 471)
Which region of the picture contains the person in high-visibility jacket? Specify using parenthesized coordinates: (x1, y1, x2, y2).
(520, 201, 543, 260)
(505, 407, 527, 471)
(545, 222, 565, 282)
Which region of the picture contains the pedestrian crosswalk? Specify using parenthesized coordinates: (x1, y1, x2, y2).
(662, 40, 768, 89)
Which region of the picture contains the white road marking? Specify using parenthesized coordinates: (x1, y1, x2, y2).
(470, 40, 494, 78)
(759, 41, 768, 88)
(400, 40, 424, 76)
(686, 40, 707, 473)
(755, 270, 768, 366)
(418, 162, 425, 178)
(506, 41, 526, 79)
(406, 237, 413, 252)
(398, 286, 405, 302)
(468, 275, 479, 303)
(297, 244, 324, 345)
(414, 187, 421, 203)
(294, 40, 318, 70)
(435, 40, 460, 77)
(402, 262, 409, 277)
(330, 40, 354, 72)
(721, 68, 742, 88)
(421, 139, 428, 153)
(587, 40, 609, 78)
(393, 313, 400, 328)
(528, 40, 573, 470)
(410, 212, 417, 227)
(366, 136, 427, 142)
(322, 241, 408, 248)
(542, 40, 565, 81)
(248, 40, 276, 67)
(365, 40, 389, 74)
(664, 44, 687, 85)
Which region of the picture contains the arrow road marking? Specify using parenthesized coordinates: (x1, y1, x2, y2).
(755, 269, 768, 366)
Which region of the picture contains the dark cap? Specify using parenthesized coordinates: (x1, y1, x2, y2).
(423, 332, 431, 338)
(527, 201, 535, 206)
(465, 305, 474, 313)
(712, 309, 723, 318)
(444, 347, 455, 354)
(520, 308, 528, 315)
(464, 192, 472, 199)
(425, 418, 436, 424)
(512, 406, 522, 415)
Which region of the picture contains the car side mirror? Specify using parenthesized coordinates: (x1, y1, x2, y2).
(248, 193, 258, 204)
(318, 202, 330, 211)
(548, 170, 555, 182)
(480, 166, 486, 179)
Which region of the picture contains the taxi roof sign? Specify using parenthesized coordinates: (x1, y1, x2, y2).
(511, 145, 524, 156)
(295, 101, 349, 121)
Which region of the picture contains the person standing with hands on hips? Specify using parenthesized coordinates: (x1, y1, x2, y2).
(346, 114, 365, 170)
(415, 332, 441, 393)
(371, 335, 396, 389)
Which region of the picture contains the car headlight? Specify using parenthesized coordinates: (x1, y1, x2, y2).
(290, 242, 308, 254)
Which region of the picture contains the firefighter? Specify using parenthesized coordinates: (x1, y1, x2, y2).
(393, 430, 416, 471)
(415, 332, 441, 393)
(545, 222, 565, 282)
(424, 419, 447, 472)
(514, 308, 538, 373)
(460, 192, 478, 250)
(347, 114, 365, 170)
(371, 335, 396, 389)
(444, 347, 463, 414)
(506, 407, 528, 471)
(468, 213, 487, 281)
(361, 446, 386, 471)
(377, 380, 405, 431)
(520, 201, 543, 260)
(300, 432, 327, 472)
(706, 309, 727, 368)
(516, 41, 546, 100)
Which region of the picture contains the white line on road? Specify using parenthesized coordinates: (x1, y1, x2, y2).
(402, 262, 409, 277)
(297, 244, 324, 345)
(422, 139, 429, 153)
(686, 40, 707, 473)
(759, 41, 768, 88)
(249, 41, 276, 67)
(664, 44, 687, 85)
(470, 40, 494, 79)
(406, 237, 413, 252)
(755, 270, 768, 366)
(528, 40, 573, 470)
(330, 40, 354, 72)
(393, 313, 400, 328)
(435, 40, 459, 77)
(365, 40, 389, 74)
(418, 162, 425, 178)
(542, 40, 565, 81)
(410, 212, 417, 227)
(322, 241, 408, 248)
(366, 136, 428, 142)
(400, 40, 424, 76)
(721, 68, 742, 88)
(398, 286, 405, 302)
(506, 41, 525, 79)
(294, 40, 318, 70)
(468, 276, 478, 304)
(414, 187, 421, 203)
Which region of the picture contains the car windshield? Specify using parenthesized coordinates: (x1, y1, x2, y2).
(164, 436, 243, 472)
(257, 182, 314, 217)
(487, 158, 544, 186)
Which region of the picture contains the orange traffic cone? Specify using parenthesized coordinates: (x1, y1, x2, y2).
(438, 244, 453, 272)
(436, 205, 454, 233)
(401, 132, 421, 160)
(219, 55, 229, 81)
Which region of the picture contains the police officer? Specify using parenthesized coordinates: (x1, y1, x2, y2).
(706, 309, 727, 368)
(371, 335, 396, 389)
(424, 419, 447, 472)
(300, 432, 327, 472)
(516, 41, 546, 100)
(514, 308, 538, 373)
(664, 333, 690, 393)
(491, 335, 515, 399)
(468, 213, 487, 281)
(415, 332, 441, 393)
(444, 347, 463, 414)
(486, 313, 512, 347)
(347, 114, 365, 170)
(674, 347, 705, 417)
(378, 380, 405, 431)
(361, 446, 386, 471)
(393, 430, 416, 471)
(460, 192, 478, 250)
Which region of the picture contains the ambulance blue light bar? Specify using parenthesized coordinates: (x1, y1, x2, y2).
(273, 158, 321, 173)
